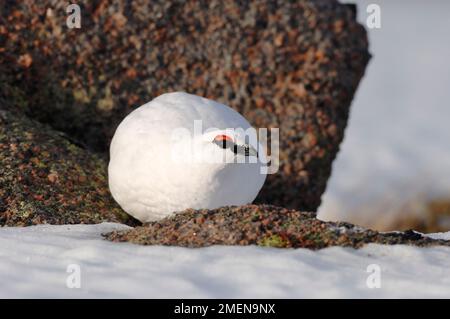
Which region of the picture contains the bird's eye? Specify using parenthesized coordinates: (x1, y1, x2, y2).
(213, 135, 234, 149)
(212, 134, 257, 158)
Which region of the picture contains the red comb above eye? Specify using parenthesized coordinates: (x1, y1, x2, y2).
(214, 134, 233, 142)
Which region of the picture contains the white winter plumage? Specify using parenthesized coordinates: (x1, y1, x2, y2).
(108, 92, 266, 222)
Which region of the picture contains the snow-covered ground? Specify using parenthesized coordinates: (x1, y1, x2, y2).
(319, 1, 450, 228)
(0, 223, 449, 298)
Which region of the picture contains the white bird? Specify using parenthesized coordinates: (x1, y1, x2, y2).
(108, 92, 267, 222)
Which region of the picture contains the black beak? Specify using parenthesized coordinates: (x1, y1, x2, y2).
(214, 139, 258, 158)
(237, 144, 258, 158)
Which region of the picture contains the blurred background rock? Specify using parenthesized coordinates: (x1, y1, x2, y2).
(0, 0, 369, 224)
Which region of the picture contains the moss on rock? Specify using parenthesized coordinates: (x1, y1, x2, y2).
(105, 205, 450, 249)
(0, 109, 138, 226)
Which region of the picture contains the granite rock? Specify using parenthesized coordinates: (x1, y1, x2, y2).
(105, 204, 450, 249)
(0, 0, 370, 212)
(0, 108, 138, 226)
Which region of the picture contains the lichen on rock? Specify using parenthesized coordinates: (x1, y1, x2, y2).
(105, 205, 450, 249)
(0, 109, 137, 226)
(0, 0, 371, 212)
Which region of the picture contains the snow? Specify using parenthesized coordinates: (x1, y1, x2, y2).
(319, 1, 450, 228)
(0, 223, 449, 298)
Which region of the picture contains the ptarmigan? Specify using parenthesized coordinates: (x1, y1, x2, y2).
(108, 92, 267, 222)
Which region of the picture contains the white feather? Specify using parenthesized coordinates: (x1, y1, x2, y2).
(108, 92, 266, 222)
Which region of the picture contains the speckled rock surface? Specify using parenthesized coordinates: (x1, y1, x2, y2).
(0, 109, 138, 226)
(0, 0, 370, 212)
(105, 205, 450, 249)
